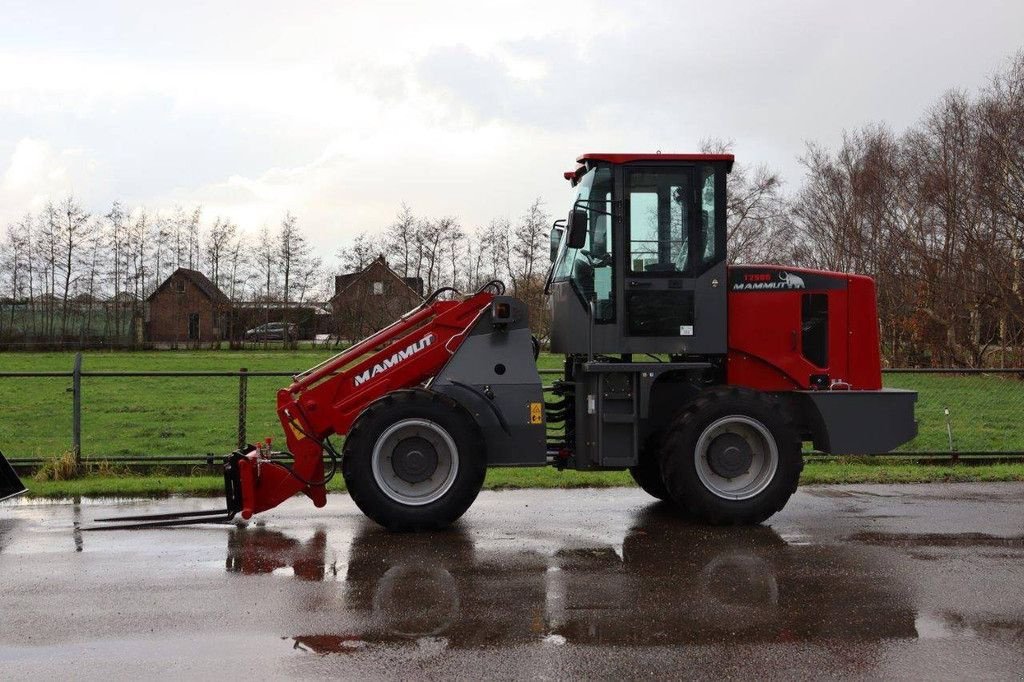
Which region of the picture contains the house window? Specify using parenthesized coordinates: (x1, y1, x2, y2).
(372, 282, 383, 295)
(175, 280, 185, 293)
(188, 313, 200, 341)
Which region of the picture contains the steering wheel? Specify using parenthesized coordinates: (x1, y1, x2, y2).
(580, 249, 612, 268)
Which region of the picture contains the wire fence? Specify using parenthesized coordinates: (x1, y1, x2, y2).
(0, 354, 1022, 469)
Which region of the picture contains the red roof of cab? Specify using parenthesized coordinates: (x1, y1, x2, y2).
(578, 152, 734, 165)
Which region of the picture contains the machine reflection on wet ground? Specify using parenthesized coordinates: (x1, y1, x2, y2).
(3, 485, 1024, 678)
(221, 503, 917, 651)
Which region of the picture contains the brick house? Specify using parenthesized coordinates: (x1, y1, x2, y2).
(146, 268, 231, 346)
(330, 256, 423, 341)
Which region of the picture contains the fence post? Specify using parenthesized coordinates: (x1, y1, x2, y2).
(237, 368, 248, 450)
(72, 352, 82, 468)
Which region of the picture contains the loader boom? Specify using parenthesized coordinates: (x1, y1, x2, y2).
(230, 289, 497, 519)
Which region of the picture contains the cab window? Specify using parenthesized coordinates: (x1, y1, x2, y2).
(552, 167, 615, 322)
(627, 169, 691, 274)
(700, 167, 717, 265)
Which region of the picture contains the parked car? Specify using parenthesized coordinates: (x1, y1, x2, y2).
(244, 322, 298, 341)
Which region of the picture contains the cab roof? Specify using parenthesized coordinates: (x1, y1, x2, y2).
(565, 152, 734, 184)
(577, 152, 734, 166)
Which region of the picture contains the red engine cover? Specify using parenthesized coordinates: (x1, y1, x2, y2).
(726, 265, 882, 391)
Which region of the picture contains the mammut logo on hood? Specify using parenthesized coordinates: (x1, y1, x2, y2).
(353, 334, 435, 387)
(732, 271, 806, 291)
(778, 271, 805, 288)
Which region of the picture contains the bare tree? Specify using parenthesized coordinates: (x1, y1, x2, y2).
(337, 232, 380, 273)
(57, 196, 89, 339)
(384, 203, 418, 278)
(417, 218, 445, 292)
(445, 218, 466, 291)
(205, 217, 238, 291)
(1, 217, 31, 339)
(186, 206, 202, 270)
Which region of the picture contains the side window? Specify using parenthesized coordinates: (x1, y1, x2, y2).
(700, 167, 718, 265)
(555, 167, 615, 322)
(576, 169, 615, 322)
(801, 294, 829, 368)
(628, 170, 690, 274)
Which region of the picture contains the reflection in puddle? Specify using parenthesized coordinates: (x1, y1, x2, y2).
(291, 634, 367, 654)
(226, 527, 333, 581)
(850, 532, 1024, 548)
(220, 503, 923, 652)
(915, 612, 978, 640)
(916, 612, 1024, 642)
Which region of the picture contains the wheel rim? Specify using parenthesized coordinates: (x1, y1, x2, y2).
(371, 418, 459, 506)
(694, 415, 778, 500)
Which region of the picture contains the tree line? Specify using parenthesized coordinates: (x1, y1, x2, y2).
(2, 52, 1022, 365)
(784, 52, 1024, 367)
(0, 203, 323, 346)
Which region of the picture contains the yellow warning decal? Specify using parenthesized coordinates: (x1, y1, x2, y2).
(529, 402, 543, 425)
(288, 419, 306, 441)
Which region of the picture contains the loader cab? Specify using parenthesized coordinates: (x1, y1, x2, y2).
(548, 153, 733, 356)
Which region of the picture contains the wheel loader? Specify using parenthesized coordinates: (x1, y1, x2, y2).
(37, 152, 918, 531)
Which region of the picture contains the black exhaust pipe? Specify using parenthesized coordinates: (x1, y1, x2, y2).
(0, 451, 27, 502)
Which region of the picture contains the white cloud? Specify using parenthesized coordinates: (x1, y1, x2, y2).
(0, 0, 1022, 255)
(0, 138, 101, 221)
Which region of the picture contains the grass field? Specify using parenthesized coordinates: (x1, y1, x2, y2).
(1, 350, 1022, 460)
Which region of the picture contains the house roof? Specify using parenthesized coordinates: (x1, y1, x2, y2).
(330, 256, 424, 303)
(148, 268, 230, 305)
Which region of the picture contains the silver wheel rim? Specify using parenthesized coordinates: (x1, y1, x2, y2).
(371, 418, 459, 506)
(694, 415, 778, 500)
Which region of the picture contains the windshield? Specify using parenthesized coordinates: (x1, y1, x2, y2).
(549, 166, 615, 322)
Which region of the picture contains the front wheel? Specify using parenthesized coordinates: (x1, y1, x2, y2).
(343, 390, 486, 531)
(658, 387, 802, 525)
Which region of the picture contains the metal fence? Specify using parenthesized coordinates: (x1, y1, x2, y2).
(1, 353, 1022, 469)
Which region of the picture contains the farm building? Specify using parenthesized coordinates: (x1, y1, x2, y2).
(146, 268, 231, 347)
(330, 256, 423, 341)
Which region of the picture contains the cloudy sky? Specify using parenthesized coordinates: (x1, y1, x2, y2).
(1, 0, 1022, 253)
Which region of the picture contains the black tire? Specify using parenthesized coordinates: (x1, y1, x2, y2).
(658, 387, 802, 525)
(629, 440, 671, 501)
(342, 389, 486, 531)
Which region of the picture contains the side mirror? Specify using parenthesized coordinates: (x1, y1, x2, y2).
(549, 222, 564, 263)
(566, 208, 588, 249)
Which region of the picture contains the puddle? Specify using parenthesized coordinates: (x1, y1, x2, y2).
(849, 532, 1024, 548)
(265, 506, 921, 650)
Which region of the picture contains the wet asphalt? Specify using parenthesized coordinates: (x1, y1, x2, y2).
(1, 484, 1023, 680)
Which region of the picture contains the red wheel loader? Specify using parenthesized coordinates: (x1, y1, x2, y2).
(84, 153, 917, 531)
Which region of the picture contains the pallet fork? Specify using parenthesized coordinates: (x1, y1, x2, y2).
(83, 450, 247, 530)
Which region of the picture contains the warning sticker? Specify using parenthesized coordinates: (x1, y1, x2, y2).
(529, 402, 543, 425)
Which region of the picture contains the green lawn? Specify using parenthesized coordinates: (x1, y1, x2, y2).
(0, 350, 1022, 459)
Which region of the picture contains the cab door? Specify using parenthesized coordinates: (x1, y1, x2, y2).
(621, 164, 727, 354)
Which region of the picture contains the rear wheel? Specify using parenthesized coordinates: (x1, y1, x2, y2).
(343, 390, 486, 531)
(658, 387, 802, 525)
